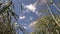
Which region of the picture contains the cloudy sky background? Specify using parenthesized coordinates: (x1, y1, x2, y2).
(11, 0, 60, 34)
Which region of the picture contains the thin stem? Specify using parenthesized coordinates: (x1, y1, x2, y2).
(45, 0, 60, 27)
(50, 0, 60, 14)
(53, 4, 60, 12)
(34, 0, 41, 6)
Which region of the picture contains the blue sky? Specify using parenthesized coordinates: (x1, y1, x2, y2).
(12, 0, 60, 34)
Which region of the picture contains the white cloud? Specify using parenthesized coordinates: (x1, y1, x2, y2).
(19, 16, 26, 19)
(21, 0, 48, 13)
(21, 3, 36, 13)
(24, 0, 41, 12)
(25, 4, 36, 11)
